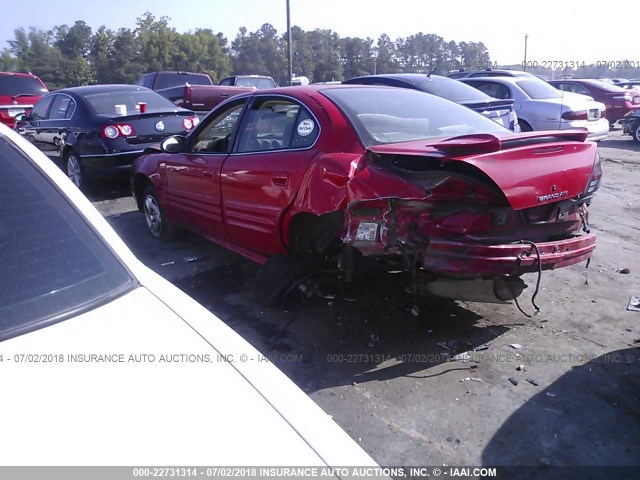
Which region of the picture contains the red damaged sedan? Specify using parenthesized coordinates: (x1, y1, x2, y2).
(132, 85, 600, 307)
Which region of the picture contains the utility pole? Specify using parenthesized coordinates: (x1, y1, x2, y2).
(286, 0, 293, 85)
(523, 34, 528, 71)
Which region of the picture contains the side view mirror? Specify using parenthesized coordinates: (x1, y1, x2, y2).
(161, 135, 186, 153)
(14, 113, 27, 123)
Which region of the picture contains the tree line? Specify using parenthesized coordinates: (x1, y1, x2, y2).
(4, 12, 635, 90)
(0, 12, 493, 89)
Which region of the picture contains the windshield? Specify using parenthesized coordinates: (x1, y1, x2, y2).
(416, 78, 492, 102)
(235, 77, 276, 89)
(515, 79, 562, 99)
(0, 134, 135, 341)
(323, 87, 508, 147)
(0, 76, 48, 96)
(83, 89, 179, 115)
(155, 72, 212, 90)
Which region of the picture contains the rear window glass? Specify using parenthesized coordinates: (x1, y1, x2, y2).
(582, 80, 626, 92)
(515, 80, 562, 99)
(235, 77, 276, 90)
(0, 76, 48, 96)
(415, 78, 492, 102)
(83, 89, 178, 115)
(155, 72, 212, 90)
(323, 87, 507, 147)
(0, 135, 135, 341)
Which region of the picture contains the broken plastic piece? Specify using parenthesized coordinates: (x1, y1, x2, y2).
(453, 352, 471, 362)
(627, 296, 640, 312)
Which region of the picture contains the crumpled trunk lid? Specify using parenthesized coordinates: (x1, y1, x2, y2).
(365, 130, 597, 211)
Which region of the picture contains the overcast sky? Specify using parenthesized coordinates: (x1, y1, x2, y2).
(2, 0, 636, 66)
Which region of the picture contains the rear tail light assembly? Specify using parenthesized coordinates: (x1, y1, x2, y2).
(100, 124, 135, 139)
(614, 94, 633, 102)
(561, 110, 588, 121)
(510, 110, 519, 131)
(584, 151, 602, 196)
(182, 116, 200, 131)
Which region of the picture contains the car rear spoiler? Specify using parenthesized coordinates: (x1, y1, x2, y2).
(368, 129, 590, 158)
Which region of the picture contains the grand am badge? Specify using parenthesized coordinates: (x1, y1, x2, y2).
(538, 190, 568, 202)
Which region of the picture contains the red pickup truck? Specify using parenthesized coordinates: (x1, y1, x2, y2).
(0, 72, 49, 128)
(136, 71, 276, 115)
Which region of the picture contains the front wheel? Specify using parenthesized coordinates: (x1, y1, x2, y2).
(142, 186, 178, 240)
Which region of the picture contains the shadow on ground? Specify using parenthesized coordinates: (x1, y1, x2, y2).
(84, 178, 132, 202)
(175, 265, 513, 391)
(481, 347, 640, 479)
(599, 136, 640, 153)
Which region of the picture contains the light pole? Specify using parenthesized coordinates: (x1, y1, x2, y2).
(523, 33, 528, 71)
(286, 0, 292, 85)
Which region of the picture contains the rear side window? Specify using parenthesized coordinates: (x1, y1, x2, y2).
(236, 98, 317, 153)
(0, 135, 135, 341)
(49, 95, 76, 120)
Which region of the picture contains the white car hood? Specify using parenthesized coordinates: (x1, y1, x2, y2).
(0, 287, 372, 467)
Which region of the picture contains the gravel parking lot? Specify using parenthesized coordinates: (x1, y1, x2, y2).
(94, 129, 640, 470)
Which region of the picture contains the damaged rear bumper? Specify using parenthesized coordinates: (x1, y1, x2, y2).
(422, 234, 596, 276)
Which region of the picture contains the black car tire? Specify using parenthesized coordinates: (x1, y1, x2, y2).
(65, 151, 85, 190)
(633, 122, 640, 144)
(142, 186, 178, 241)
(255, 254, 324, 307)
(518, 120, 533, 132)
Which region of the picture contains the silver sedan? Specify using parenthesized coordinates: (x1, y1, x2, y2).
(460, 76, 609, 141)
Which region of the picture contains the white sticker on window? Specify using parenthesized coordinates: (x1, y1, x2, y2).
(297, 119, 315, 137)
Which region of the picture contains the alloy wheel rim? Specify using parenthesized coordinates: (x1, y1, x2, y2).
(144, 195, 162, 237)
(67, 156, 81, 188)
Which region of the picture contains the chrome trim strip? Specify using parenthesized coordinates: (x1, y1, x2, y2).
(81, 150, 145, 158)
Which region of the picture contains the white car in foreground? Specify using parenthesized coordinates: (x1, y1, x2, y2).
(460, 76, 610, 141)
(0, 123, 378, 468)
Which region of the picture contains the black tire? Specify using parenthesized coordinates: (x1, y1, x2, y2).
(65, 151, 85, 190)
(518, 120, 533, 132)
(255, 254, 324, 307)
(633, 122, 640, 144)
(142, 185, 178, 241)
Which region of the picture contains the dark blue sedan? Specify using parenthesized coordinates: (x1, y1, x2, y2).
(15, 84, 200, 189)
(343, 73, 520, 132)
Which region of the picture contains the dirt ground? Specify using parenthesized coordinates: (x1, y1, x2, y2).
(94, 129, 640, 473)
